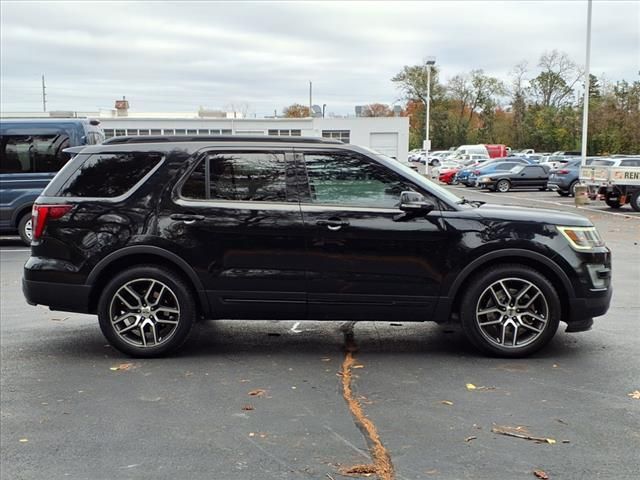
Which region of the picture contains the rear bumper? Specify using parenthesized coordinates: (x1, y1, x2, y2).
(23, 278, 91, 313)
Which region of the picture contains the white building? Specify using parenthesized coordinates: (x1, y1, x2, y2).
(97, 116, 409, 161)
(1, 111, 410, 161)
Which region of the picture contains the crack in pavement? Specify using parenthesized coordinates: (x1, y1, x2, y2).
(338, 322, 395, 480)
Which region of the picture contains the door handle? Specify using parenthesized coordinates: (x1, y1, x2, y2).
(316, 219, 350, 231)
(170, 213, 205, 224)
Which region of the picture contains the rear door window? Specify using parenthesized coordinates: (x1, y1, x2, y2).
(0, 134, 70, 173)
(58, 152, 163, 197)
(181, 151, 290, 202)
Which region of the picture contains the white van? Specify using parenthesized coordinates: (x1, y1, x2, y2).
(453, 144, 489, 157)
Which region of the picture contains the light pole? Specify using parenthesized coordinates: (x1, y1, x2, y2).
(424, 57, 436, 155)
(576, 0, 592, 206)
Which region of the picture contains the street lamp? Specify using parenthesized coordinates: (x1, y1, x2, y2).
(424, 57, 436, 158)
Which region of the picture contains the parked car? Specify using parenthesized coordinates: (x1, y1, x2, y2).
(477, 164, 550, 192)
(467, 159, 531, 187)
(408, 149, 425, 162)
(434, 161, 463, 184)
(0, 118, 104, 244)
(23, 135, 611, 358)
(548, 158, 599, 197)
(456, 156, 527, 186)
(484, 144, 509, 158)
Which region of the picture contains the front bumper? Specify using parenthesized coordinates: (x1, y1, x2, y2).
(565, 287, 612, 332)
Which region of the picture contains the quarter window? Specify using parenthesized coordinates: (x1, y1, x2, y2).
(302, 151, 426, 208)
(182, 151, 288, 202)
(58, 152, 163, 197)
(0, 134, 71, 173)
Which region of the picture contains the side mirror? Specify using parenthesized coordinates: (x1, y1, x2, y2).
(399, 191, 435, 215)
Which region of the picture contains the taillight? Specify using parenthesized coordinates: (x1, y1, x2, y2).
(557, 169, 570, 174)
(32, 204, 73, 240)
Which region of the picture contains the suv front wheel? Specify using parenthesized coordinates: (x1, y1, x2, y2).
(460, 264, 560, 357)
(98, 265, 196, 357)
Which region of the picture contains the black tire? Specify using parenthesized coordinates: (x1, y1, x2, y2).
(568, 180, 578, 197)
(539, 186, 547, 191)
(459, 264, 561, 358)
(495, 179, 510, 193)
(631, 190, 640, 212)
(98, 265, 196, 357)
(557, 190, 570, 197)
(605, 194, 621, 209)
(17, 212, 33, 246)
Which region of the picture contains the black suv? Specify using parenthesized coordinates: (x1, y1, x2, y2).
(23, 136, 612, 358)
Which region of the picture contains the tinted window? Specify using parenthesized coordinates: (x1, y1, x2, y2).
(182, 151, 288, 202)
(58, 152, 163, 197)
(496, 163, 516, 170)
(0, 134, 70, 173)
(621, 159, 640, 167)
(302, 151, 424, 208)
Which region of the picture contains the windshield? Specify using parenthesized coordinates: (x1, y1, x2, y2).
(511, 165, 525, 173)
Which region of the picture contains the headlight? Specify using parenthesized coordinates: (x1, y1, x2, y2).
(479, 177, 490, 182)
(557, 226, 605, 250)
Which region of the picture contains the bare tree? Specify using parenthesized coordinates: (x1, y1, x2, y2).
(530, 50, 583, 107)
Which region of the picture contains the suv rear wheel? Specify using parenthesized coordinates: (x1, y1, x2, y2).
(460, 265, 560, 357)
(98, 265, 196, 357)
(18, 212, 33, 246)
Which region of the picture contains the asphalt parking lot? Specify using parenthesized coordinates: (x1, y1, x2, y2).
(1, 188, 639, 480)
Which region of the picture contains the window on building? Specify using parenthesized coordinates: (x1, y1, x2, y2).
(0, 134, 71, 173)
(322, 130, 350, 143)
(175, 129, 186, 135)
(138, 129, 150, 136)
(161, 129, 174, 135)
(268, 129, 302, 137)
(126, 129, 138, 136)
(301, 151, 426, 208)
(198, 129, 209, 135)
(181, 151, 288, 202)
(103, 129, 115, 139)
(115, 129, 126, 137)
(221, 129, 232, 135)
(58, 152, 163, 198)
(187, 129, 197, 135)
(149, 129, 161, 135)
(235, 130, 265, 135)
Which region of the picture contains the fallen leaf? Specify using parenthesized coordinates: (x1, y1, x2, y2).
(241, 405, 254, 411)
(248, 432, 255, 437)
(425, 469, 439, 475)
(628, 390, 640, 400)
(248, 389, 266, 397)
(110, 363, 133, 371)
(321, 358, 332, 362)
(352, 365, 364, 369)
(19, 438, 28, 443)
(466, 383, 477, 390)
(465, 436, 477, 442)
(546, 438, 556, 445)
(440, 400, 453, 406)
(340, 464, 377, 476)
(533, 469, 549, 479)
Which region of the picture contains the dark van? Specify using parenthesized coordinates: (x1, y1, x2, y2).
(0, 118, 104, 244)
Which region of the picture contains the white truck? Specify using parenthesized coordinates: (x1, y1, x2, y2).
(580, 157, 640, 211)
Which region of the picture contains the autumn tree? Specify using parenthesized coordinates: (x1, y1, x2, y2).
(361, 103, 393, 117)
(530, 50, 582, 108)
(283, 104, 310, 118)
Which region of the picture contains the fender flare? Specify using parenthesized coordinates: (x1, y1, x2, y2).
(445, 248, 575, 300)
(86, 245, 206, 293)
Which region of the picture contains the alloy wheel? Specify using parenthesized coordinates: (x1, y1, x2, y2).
(108, 278, 180, 348)
(24, 219, 32, 240)
(497, 180, 510, 192)
(475, 277, 549, 349)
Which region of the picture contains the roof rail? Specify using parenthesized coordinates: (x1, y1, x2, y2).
(102, 135, 344, 145)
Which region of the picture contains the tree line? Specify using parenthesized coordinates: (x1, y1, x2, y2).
(392, 50, 639, 154)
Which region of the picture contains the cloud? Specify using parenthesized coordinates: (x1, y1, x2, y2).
(1, 0, 638, 115)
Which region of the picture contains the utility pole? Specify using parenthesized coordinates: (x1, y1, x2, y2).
(309, 81, 312, 117)
(41, 74, 47, 112)
(580, 0, 592, 168)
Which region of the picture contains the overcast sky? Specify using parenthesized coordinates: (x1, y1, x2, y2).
(1, 0, 638, 116)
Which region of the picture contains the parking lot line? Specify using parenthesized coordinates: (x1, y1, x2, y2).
(448, 186, 640, 220)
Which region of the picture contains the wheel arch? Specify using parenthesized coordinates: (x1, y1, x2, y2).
(11, 202, 34, 227)
(439, 249, 574, 323)
(86, 246, 209, 317)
